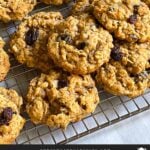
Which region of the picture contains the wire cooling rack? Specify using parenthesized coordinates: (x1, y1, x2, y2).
(0, 2, 150, 145)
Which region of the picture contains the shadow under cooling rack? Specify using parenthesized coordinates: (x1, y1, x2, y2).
(0, 2, 150, 144)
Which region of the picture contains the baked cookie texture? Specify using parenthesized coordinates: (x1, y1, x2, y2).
(93, 0, 150, 43)
(141, 0, 150, 7)
(0, 37, 10, 81)
(26, 70, 99, 129)
(10, 12, 63, 73)
(0, 87, 25, 144)
(71, 0, 95, 15)
(41, 0, 70, 5)
(0, 0, 36, 22)
(47, 14, 113, 75)
(96, 61, 149, 98)
(110, 41, 150, 74)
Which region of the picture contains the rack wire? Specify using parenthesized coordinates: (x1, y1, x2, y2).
(0, 2, 150, 144)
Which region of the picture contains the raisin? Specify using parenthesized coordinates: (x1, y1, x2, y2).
(58, 80, 68, 89)
(76, 98, 81, 104)
(111, 45, 123, 61)
(57, 34, 72, 44)
(91, 72, 96, 79)
(128, 15, 137, 24)
(132, 71, 148, 83)
(95, 19, 100, 28)
(81, 105, 87, 110)
(133, 5, 139, 14)
(76, 42, 86, 50)
(25, 28, 39, 45)
(130, 74, 135, 78)
(0, 107, 13, 126)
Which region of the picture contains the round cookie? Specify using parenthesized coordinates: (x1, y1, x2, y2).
(26, 70, 99, 129)
(96, 61, 149, 98)
(41, 0, 70, 5)
(0, 87, 25, 144)
(47, 14, 113, 75)
(0, 0, 36, 22)
(110, 41, 150, 74)
(93, 0, 150, 43)
(10, 12, 63, 73)
(0, 37, 10, 81)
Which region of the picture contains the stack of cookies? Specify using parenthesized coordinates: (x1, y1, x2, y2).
(9, 12, 100, 129)
(0, 0, 150, 144)
(72, 0, 150, 97)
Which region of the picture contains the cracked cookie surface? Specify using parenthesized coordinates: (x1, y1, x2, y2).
(93, 0, 150, 42)
(110, 41, 150, 74)
(26, 70, 99, 129)
(96, 61, 149, 98)
(71, 0, 95, 15)
(0, 0, 36, 22)
(0, 38, 10, 81)
(10, 12, 63, 73)
(0, 87, 25, 144)
(47, 14, 113, 75)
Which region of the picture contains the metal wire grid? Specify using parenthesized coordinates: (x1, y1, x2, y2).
(0, 3, 150, 145)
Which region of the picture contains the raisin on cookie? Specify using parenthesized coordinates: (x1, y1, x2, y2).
(0, 38, 10, 81)
(93, 0, 150, 42)
(110, 41, 150, 74)
(10, 12, 63, 73)
(47, 14, 113, 75)
(96, 61, 149, 98)
(26, 70, 99, 129)
(0, 87, 25, 144)
(0, 0, 36, 22)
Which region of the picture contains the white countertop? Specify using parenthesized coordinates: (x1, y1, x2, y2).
(70, 109, 150, 144)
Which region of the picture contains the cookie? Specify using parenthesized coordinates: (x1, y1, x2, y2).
(47, 14, 113, 75)
(10, 12, 63, 73)
(0, 87, 25, 144)
(0, 87, 23, 110)
(0, 0, 36, 22)
(41, 0, 70, 5)
(26, 70, 99, 129)
(93, 0, 150, 43)
(96, 61, 149, 98)
(110, 41, 150, 74)
(0, 38, 10, 81)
